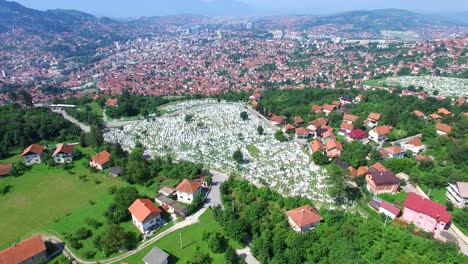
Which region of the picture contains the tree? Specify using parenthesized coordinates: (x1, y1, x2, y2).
(105, 186, 139, 223)
(312, 151, 329, 165)
(187, 251, 213, 264)
(274, 130, 287, 142)
(100, 225, 137, 256)
(340, 141, 371, 168)
(88, 125, 104, 147)
(207, 232, 227, 253)
(233, 149, 244, 164)
(240, 111, 249, 121)
(257, 125, 264, 135)
(18, 90, 33, 106)
(7, 91, 17, 103)
(74, 228, 92, 240)
(185, 114, 193, 122)
(224, 246, 240, 264)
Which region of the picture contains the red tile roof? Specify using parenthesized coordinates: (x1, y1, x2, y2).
(284, 124, 296, 131)
(435, 123, 452, 134)
(340, 122, 353, 131)
(374, 126, 391, 136)
(310, 140, 323, 153)
(384, 145, 404, 155)
(107, 98, 119, 107)
(52, 143, 74, 157)
(404, 193, 452, 223)
(380, 200, 401, 216)
(0, 236, 46, 264)
(412, 110, 425, 118)
(91, 150, 111, 166)
(369, 162, 388, 173)
(0, 163, 12, 177)
(406, 137, 423, 147)
(368, 112, 381, 121)
(343, 114, 359, 122)
(322, 104, 335, 112)
(176, 179, 202, 194)
(309, 118, 328, 129)
(286, 205, 323, 228)
(128, 198, 162, 223)
(311, 105, 323, 112)
(295, 127, 309, 136)
(437, 108, 451, 115)
(430, 113, 442, 119)
(348, 129, 368, 139)
(21, 144, 45, 156)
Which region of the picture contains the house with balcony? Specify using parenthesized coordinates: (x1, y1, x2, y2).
(21, 144, 45, 165)
(52, 144, 74, 164)
(176, 179, 202, 204)
(446, 182, 468, 208)
(128, 198, 162, 233)
(369, 126, 391, 143)
(365, 163, 399, 194)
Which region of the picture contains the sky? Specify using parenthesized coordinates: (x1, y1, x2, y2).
(12, 0, 468, 18)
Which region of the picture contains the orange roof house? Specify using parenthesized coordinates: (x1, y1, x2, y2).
(52, 144, 74, 157)
(343, 114, 359, 123)
(21, 144, 45, 157)
(437, 108, 452, 116)
(368, 112, 382, 122)
(435, 123, 452, 135)
(286, 205, 323, 233)
(128, 199, 162, 233)
(429, 113, 442, 120)
(311, 105, 323, 113)
(310, 140, 323, 153)
(90, 150, 111, 170)
(325, 139, 343, 158)
(412, 110, 425, 118)
(106, 98, 119, 107)
(176, 179, 202, 194)
(0, 163, 13, 177)
(0, 236, 47, 264)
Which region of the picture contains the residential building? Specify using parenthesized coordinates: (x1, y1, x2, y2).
(346, 129, 368, 143)
(437, 108, 451, 116)
(339, 122, 353, 135)
(446, 182, 468, 208)
(293, 116, 304, 126)
(307, 117, 328, 132)
(21, 144, 45, 165)
(90, 150, 111, 170)
(0, 163, 12, 177)
(286, 205, 323, 233)
(380, 145, 405, 159)
(343, 114, 359, 124)
(435, 123, 452, 136)
(365, 163, 399, 194)
(109, 166, 123, 177)
(128, 198, 162, 233)
(52, 144, 74, 164)
(106, 98, 119, 107)
(269, 114, 286, 126)
(283, 123, 296, 133)
(369, 197, 401, 219)
(322, 104, 335, 116)
(144, 246, 169, 264)
(0, 235, 47, 264)
(325, 139, 343, 159)
(365, 112, 381, 128)
(155, 193, 189, 217)
(401, 137, 426, 154)
(176, 179, 202, 204)
(369, 126, 391, 143)
(412, 110, 426, 119)
(311, 105, 323, 113)
(295, 127, 310, 139)
(310, 140, 323, 154)
(402, 192, 452, 233)
(249, 93, 262, 102)
(340, 95, 353, 105)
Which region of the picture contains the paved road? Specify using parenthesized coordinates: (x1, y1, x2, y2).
(207, 170, 228, 208)
(52, 109, 90, 133)
(237, 247, 261, 264)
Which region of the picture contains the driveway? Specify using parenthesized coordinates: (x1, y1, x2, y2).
(206, 170, 229, 208)
(52, 109, 90, 133)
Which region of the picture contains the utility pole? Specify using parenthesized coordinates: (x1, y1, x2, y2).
(427, 188, 432, 198)
(179, 232, 183, 250)
(384, 214, 389, 227)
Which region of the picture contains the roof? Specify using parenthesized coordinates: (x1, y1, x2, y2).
(309, 118, 328, 129)
(406, 137, 423, 147)
(143, 247, 169, 264)
(52, 144, 74, 157)
(404, 193, 452, 223)
(284, 124, 296, 130)
(91, 150, 111, 166)
(454, 182, 468, 198)
(286, 205, 323, 228)
(270, 114, 285, 124)
(326, 140, 343, 152)
(0, 235, 46, 264)
(21, 144, 45, 156)
(322, 104, 335, 112)
(109, 166, 123, 176)
(311, 105, 323, 112)
(332, 101, 341, 107)
(384, 145, 405, 155)
(374, 126, 391, 136)
(416, 155, 429, 161)
(368, 112, 381, 121)
(438, 108, 451, 115)
(295, 127, 309, 136)
(343, 114, 359, 122)
(369, 162, 388, 173)
(430, 113, 442, 119)
(294, 116, 304, 124)
(435, 123, 452, 134)
(368, 170, 400, 185)
(348, 129, 368, 139)
(159, 186, 176, 195)
(340, 122, 354, 131)
(251, 93, 261, 98)
(176, 179, 202, 194)
(380, 200, 401, 216)
(412, 110, 425, 117)
(357, 166, 368, 177)
(310, 140, 323, 153)
(107, 98, 119, 106)
(128, 198, 162, 223)
(0, 163, 12, 177)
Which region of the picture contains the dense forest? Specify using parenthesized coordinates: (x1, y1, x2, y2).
(0, 105, 80, 157)
(214, 177, 468, 264)
(105, 90, 170, 119)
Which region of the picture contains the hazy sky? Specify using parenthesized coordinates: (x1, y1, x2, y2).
(13, 0, 468, 17)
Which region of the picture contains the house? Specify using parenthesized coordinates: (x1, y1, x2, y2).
(0, 235, 47, 264)
(295, 127, 310, 139)
(320, 128, 336, 143)
(109, 166, 123, 177)
(143, 246, 169, 264)
(159, 186, 176, 197)
(322, 104, 335, 116)
(412, 110, 426, 119)
(446, 182, 468, 208)
(89, 150, 111, 170)
(155, 193, 189, 217)
(128, 198, 162, 233)
(307, 117, 328, 132)
(340, 95, 354, 105)
(286, 205, 323, 233)
(354, 94, 364, 103)
(311, 105, 323, 113)
(381, 145, 405, 159)
(365, 163, 399, 194)
(343, 114, 359, 124)
(402, 192, 452, 233)
(52, 144, 74, 164)
(339, 122, 353, 135)
(0, 163, 12, 177)
(369, 126, 391, 143)
(310, 140, 323, 154)
(437, 108, 451, 116)
(21, 144, 45, 165)
(269, 114, 286, 126)
(194, 176, 209, 189)
(365, 112, 381, 128)
(293, 116, 304, 126)
(369, 197, 401, 219)
(429, 113, 442, 121)
(401, 137, 425, 154)
(346, 129, 368, 143)
(332, 100, 341, 108)
(106, 98, 119, 107)
(325, 140, 343, 159)
(249, 93, 262, 102)
(435, 123, 452, 136)
(176, 179, 202, 204)
(283, 123, 296, 133)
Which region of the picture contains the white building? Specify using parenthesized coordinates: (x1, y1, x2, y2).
(128, 198, 162, 233)
(369, 126, 391, 143)
(401, 137, 426, 154)
(176, 179, 202, 204)
(52, 144, 74, 164)
(21, 144, 45, 166)
(446, 182, 468, 208)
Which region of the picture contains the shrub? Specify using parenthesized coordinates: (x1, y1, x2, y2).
(74, 228, 92, 240)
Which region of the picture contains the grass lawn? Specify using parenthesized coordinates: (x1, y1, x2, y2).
(362, 79, 388, 87)
(246, 144, 260, 158)
(378, 192, 409, 207)
(87, 102, 104, 117)
(420, 185, 447, 204)
(118, 209, 243, 264)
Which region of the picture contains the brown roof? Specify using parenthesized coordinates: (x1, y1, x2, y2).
(91, 150, 111, 166)
(52, 144, 74, 157)
(21, 144, 45, 156)
(0, 236, 46, 264)
(286, 205, 323, 228)
(430, 113, 442, 119)
(438, 108, 451, 115)
(128, 198, 161, 223)
(357, 166, 369, 177)
(295, 127, 309, 136)
(332, 101, 341, 107)
(294, 116, 304, 124)
(326, 140, 343, 152)
(310, 140, 323, 153)
(406, 137, 423, 147)
(311, 105, 323, 112)
(455, 182, 468, 198)
(309, 118, 328, 129)
(270, 114, 285, 124)
(435, 123, 452, 134)
(412, 110, 425, 117)
(284, 124, 296, 131)
(343, 114, 359, 122)
(384, 145, 404, 155)
(322, 104, 335, 112)
(107, 98, 119, 106)
(176, 179, 202, 194)
(374, 126, 391, 136)
(340, 122, 354, 131)
(0, 163, 12, 177)
(416, 155, 429, 161)
(369, 162, 388, 173)
(368, 112, 381, 121)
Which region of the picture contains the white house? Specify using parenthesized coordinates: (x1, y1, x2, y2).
(401, 137, 426, 154)
(52, 144, 74, 164)
(446, 182, 468, 208)
(128, 198, 162, 233)
(21, 144, 45, 165)
(89, 150, 111, 170)
(176, 179, 202, 204)
(369, 126, 391, 143)
(286, 205, 323, 233)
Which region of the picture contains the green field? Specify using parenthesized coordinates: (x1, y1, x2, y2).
(361, 79, 388, 87)
(246, 144, 260, 158)
(118, 210, 242, 264)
